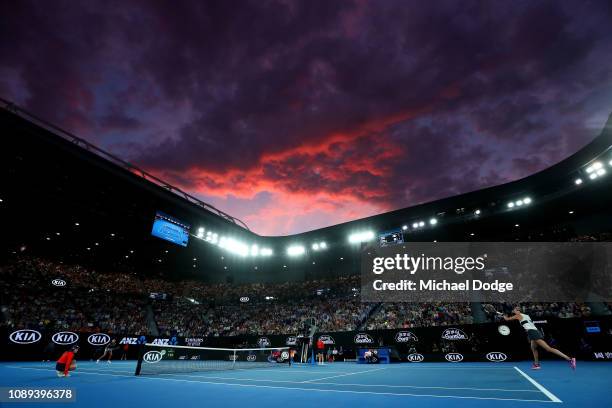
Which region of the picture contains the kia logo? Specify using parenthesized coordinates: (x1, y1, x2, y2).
(286, 336, 297, 345)
(239, 297, 249, 303)
(143, 351, 163, 363)
(247, 355, 257, 362)
(87, 333, 111, 346)
(258, 337, 271, 347)
(51, 279, 66, 287)
(52, 332, 79, 345)
(486, 352, 507, 362)
(445, 353, 464, 362)
(407, 353, 424, 362)
(9, 330, 42, 344)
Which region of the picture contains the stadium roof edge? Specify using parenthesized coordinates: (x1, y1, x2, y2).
(2, 96, 611, 242)
(0, 97, 252, 233)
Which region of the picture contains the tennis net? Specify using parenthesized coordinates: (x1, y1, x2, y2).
(135, 343, 292, 375)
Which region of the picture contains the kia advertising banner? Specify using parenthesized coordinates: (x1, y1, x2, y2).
(2, 317, 610, 363)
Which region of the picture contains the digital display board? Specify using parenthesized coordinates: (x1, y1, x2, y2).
(151, 212, 190, 247)
(378, 229, 404, 247)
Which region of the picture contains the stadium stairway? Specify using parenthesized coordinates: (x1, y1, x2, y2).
(145, 304, 159, 336)
(357, 302, 382, 330)
(471, 302, 488, 323)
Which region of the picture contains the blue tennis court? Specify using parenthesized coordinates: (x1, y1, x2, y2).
(2, 361, 610, 407)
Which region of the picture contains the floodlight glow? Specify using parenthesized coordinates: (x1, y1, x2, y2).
(250, 245, 259, 256)
(412, 222, 419, 228)
(402, 225, 408, 231)
(312, 243, 320, 250)
(474, 209, 481, 215)
(507, 202, 514, 208)
(523, 197, 532, 204)
(419, 221, 425, 227)
(429, 218, 438, 226)
(320, 242, 327, 249)
(260, 248, 273, 256)
(348, 231, 375, 243)
(575, 178, 583, 185)
(197, 227, 205, 238)
(516, 200, 523, 206)
(287, 245, 305, 256)
(589, 173, 598, 180)
(597, 168, 606, 176)
(594, 161, 603, 170)
(609, 160, 612, 167)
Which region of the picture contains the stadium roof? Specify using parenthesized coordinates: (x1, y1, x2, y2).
(2, 99, 612, 283)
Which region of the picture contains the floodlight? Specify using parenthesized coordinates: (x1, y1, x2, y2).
(287, 245, 305, 256)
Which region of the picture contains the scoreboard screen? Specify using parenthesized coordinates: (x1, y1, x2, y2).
(379, 229, 404, 247)
(151, 211, 191, 247)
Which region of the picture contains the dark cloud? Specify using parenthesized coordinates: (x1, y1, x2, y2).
(1, 0, 611, 234)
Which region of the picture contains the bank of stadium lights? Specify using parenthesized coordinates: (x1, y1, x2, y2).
(429, 218, 438, 226)
(586, 161, 607, 180)
(507, 197, 532, 209)
(575, 178, 583, 185)
(348, 230, 375, 243)
(287, 245, 306, 256)
(200, 229, 272, 257)
(402, 225, 408, 231)
(412, 221, 426, 229)
(474, 209, 481, 215)
(312, 241, 327, 251)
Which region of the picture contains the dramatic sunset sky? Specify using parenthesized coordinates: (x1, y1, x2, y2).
(2, 1, 612, 235)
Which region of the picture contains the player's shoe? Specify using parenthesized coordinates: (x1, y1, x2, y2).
(96, 359, 100, 364)
(56, 371, 63, 377)
(531, 363, 541, 370)
(569, 358, 576, 370)
(107, 360, 112, 364)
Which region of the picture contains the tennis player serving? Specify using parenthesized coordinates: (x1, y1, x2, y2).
(500, 305, 576, 370)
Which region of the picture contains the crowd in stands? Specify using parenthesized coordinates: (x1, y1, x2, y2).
(0, 257, 608, 338)
(0, 258, 148, 334)
(481, 302, 593, 322)
(366, 303, 474, 330)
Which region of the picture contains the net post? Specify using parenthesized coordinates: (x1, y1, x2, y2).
(232, 350, 236, 369)
(310, 343, 315, 365)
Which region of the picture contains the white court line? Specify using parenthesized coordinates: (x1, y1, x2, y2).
(514, 366, 562, 403)
(6, 366, 540, 393)
(6, 365, 555, 403)
(301, 367, 387, 383)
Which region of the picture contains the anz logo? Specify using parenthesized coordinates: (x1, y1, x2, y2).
(143, 351, 163, 363)
(87, 333, 111, 346)
(9, 330, 42, 344)
(52, 332, 79, 345)
(445, 353, 464, 362)
(486, 352, 508, 362)
(406, 353, 424, 362)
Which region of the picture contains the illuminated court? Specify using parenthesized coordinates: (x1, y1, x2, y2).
(2, 361, 611, 407)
